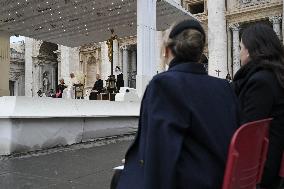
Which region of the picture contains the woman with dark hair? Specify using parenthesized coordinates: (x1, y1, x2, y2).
(232, 23, 284, 188)
(115, 19, 240, 189)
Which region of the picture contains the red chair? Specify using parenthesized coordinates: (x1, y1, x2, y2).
(279, 152, 284, 188)
(222, 118, 273, 189)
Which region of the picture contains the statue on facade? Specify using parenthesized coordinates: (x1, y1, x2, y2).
(42, 72, 49, 93)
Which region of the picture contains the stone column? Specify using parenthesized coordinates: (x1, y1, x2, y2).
(113, 39, 119, 70)
(60, 46, 80, 83)
(230, 23, 241, 76)
(39, 63, 43, 90)
(54, 47, 61, 79)
(122, 46, 129, 87)
(32, 60, 40, 94)
(25, 37, 34, 97)
(283, 3, 284, 43)
(270, 15, 282, 39)
(156, 30, 166, 74)
(0, 31, 10, 96)
(131, 49, 137, 88)
(100, 41, 111, 82)
(14, 81, 19, 96)
(119, 47, 123, 69)
(51, 64, 56, 90)
(131, 49, 137, 73)
(208, 0, 228, 78)
(136, 0, 157, 97)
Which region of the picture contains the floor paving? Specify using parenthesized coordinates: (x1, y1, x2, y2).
(0, 138, 132, 189)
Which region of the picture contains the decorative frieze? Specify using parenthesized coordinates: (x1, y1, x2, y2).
(227, 2, 282, 24)
(240, 0, 271, 8)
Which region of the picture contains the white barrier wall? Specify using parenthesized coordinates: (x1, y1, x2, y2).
(0, 97, 140, 155)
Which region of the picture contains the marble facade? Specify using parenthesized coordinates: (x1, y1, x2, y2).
(184, 0, 283, 77)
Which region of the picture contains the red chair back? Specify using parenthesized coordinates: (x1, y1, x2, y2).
(279, 152, 284, 178)
(222, 118, 273, 189)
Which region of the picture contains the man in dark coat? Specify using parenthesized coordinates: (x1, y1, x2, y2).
(93, 74, 104, 93)
(89, 74, 104, 100)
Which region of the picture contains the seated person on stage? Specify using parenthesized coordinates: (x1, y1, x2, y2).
(115, 66, 124, 92)
(90, 74, 104, 100)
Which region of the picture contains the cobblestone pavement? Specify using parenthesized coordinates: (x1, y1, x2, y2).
(0, 136, 133, 189)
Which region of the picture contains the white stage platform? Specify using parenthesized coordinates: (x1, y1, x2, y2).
(0, 97, 140, 155)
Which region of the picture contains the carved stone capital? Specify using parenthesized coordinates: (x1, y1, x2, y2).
(269, 15, 282, 24)
(121, 45, 129, 51)
(229, 23, 240, 31)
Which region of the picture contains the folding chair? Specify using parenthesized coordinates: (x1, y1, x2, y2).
(279, 152, 284, 188)
(222, 118, 273, 189)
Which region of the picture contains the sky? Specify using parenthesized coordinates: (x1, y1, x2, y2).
(10, 36, 25, 43)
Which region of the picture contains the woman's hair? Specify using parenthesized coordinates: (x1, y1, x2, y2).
(165, 22, 205, 62)
(241, 23, 284, 88)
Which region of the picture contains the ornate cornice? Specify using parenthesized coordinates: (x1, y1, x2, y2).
(119, 36, 137, 47)
(226, 2, 282, 24)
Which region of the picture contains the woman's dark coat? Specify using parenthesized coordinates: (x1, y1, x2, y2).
(117, 59, 240, 189)
(232, 61, 284, 188)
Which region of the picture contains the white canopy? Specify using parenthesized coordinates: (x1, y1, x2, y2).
(0, 0, 194, 47)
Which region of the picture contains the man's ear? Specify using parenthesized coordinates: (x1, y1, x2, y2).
(165, 47, 170, 58)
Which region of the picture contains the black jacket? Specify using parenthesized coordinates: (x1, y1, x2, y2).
(232, 61, 284, 187)
(117, 59, 240, 189)
(93, 79, 104, 93)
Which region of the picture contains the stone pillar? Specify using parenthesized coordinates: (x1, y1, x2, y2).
(131, 49, 137, 88)
(283, 3, 284, 43)
(156, 30, 166, 74)
(32, 60, 40, 95)
(131, 49, 137, 73)
(60, 46, 80, 83)
(39, 63, 43, 90)
(119, 47, 123, 69)
(54, 47, 61, 79)
(14, 81, 19, 96)
(100, 41, 111, 82)
(208, 0, 228, 78)
(270, 15, 282, 39)
(230, 23, 241, 76)
(0, 31, 10, 96)
(51, 65, 56, 90)
(137, 0, 157, 97)
(25, 37, 34, 97)
(122, 46, 129, 87)
(113, 39, 119, 70)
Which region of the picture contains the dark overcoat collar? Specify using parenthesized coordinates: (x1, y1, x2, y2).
(168, 58, 207, 75)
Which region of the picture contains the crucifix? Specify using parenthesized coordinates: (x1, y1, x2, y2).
(106, 29, 118, 93)
(215, 69, 221, 77)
